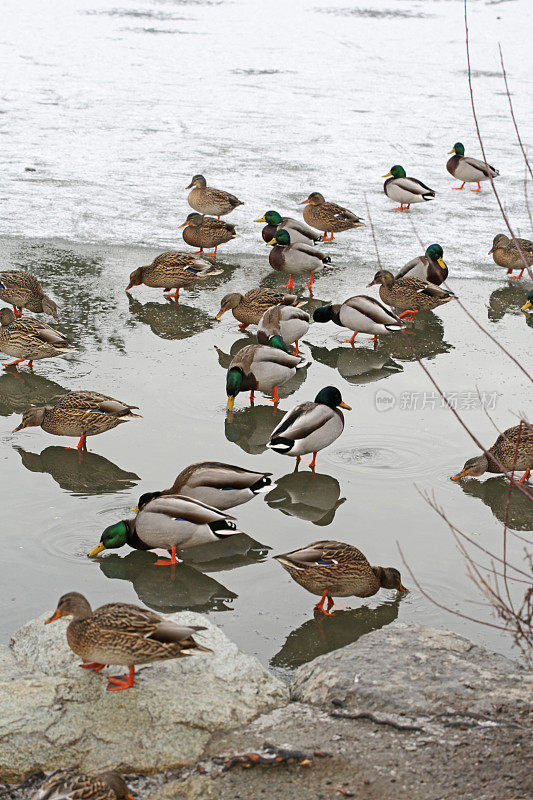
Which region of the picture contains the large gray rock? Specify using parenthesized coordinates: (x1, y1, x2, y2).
(0, 611, 289, 782)
(291, 622, 532, 718)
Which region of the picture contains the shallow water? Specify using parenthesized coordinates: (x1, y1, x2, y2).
(0, 0, 531, 672)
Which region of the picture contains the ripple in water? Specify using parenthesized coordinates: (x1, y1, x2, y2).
(325, 432, 446, 480)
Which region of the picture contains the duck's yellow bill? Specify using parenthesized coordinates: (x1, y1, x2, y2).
(488, 248, 494, 254)
(382, 171, 392, 177)
(298, 199, 310, 205)
(226, 396, 235, 411)
(130, 505, 139, 512)
(339, 402, 352, 410)
(522, 300, 532, 311)
(448, 148, 455, 154)
(215, 309, 226, 319)
(437, 258, 447, 269)
(399, 584, 409, 593)
(267, 238, 277, 246)
(254, 216, 266, 222)
(88, 542, 106, 557)
(178, 221, 188, 228)
(45, 609, 62, 624)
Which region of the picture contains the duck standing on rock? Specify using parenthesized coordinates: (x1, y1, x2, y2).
(447, 142, 499, 192)
(32, 769, 134, 800)
(186, 174, 243, 218)
(257, 304, 311, 355)
(395, 243, 448, 285)
(452, 424, 533, 483)
(299, 192, 365, 242)
(367, 270, 456, 321)
(89, 495, 242, 565)
(489, 234, 533, 280)
(267, 229, 331, 290)
(179, 213, 238, 258)
(216, 288, 303, 330)
(226, 344, 305, 408)
(383, 165, 435, 211)
(0, 308, 75, 369)
(13, 390, 141, 451)
(274, 540, 408, 614)
(126, 251, 222, 301)
(313, 296, 405, 346)
(0, 270, 59, 319)
(255, 210, 321, 245)
(267, 386, 350, 470)
(45, 591, 211, 691)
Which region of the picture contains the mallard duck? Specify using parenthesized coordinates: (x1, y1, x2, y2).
(257, 304, 310, 355)
(447, 142, 499, 191)
(395, 243, 448, 285)
(298, 192, 364, 242)
(267, 385, 350, 469)
(267, 229, 331, 290)
(382, 165, 435, 210)
(226, 343, 304, 408)
(489, 234, 533, 280)
(0, 270, 59, 319)
(452, 424, 533, 483)
(254, 210, 321, 245)
(274, 540, 408, 614)
(522, 290, 533, 312)
(216, 287, 302, 330)
(367, 270, 456, 320)
(179, 213, 238, 258)
(89, 495, 241, 565)
(45, 591, 211, 691)
(186, 174, 243, 217)
(126, 251, 222, 301)
(13, 390, 141, 451)
(0, 308, 75, 368)
(313, 296, 405, 345)
(135, 461, 272, 511)
(33, 769, 133, 800)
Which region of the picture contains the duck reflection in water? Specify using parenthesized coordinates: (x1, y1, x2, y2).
(377, 311, 451, 362)
(488, 283, 531, 323)
(97, 551, 237, 613)
(271, 599, 402, 670)
(454, 476, 533, 532)
(0, 371, 68, 417)
(126, 294, 215, 341)
(14, 445, 140, 495)
(225, 404, 285, 455)
(308, 343, 402, 386)
(265, 470, 346, 526)
(177, 533, 271, 573)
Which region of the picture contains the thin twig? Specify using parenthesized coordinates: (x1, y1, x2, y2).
(363, 193, 381, 270)
(498, 44, 533, 181)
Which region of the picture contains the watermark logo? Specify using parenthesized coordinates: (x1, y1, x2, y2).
(374, 390, 499, 412)
(375, 389, 397, 412)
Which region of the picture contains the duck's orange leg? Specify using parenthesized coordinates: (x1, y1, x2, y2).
(283, 275, 294, 290)
(155, 546, 180, 566)
(343, 331, 358, 345)
(309, 451, 318, 470)
(107, 665, 136, 691)
(268, 386, 280, 405)
(204, 246, 218, 258)
(314, 589, 334, 615)
(164, 288, 180, 299)
(509, 269, 526, 280)
(3, 358, 26, 368)
(190, 249, 204, 254)
(453, 183, 465, 191)
(517, 469, 531, 484)
(471, 182, 482, 192)
(77, 434, 87, 451)
(399, 309, 418, 321)
(238, 322, 249, 330)
(305, 270, 315, 290)
(80, 661, 106, 671)
(291, 341, 299, 356)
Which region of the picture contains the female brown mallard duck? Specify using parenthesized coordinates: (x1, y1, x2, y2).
(254, 210, 321, 245)
(395, 243, 448, 285)
(126, 251, 222, 300)
(45, 592, 210, 691)
(446, 142, 499, 192)
(274, 540, 408, 614)
(489, 234, 533, 280)
(13, 390, 141, 451)
(33, 769, 133, 800)
(216, 287, 302, 330)
(226, 343, 305, 408)
(135, 461, 272, 512)
(367, 270, 456, 321)
(257, 304, 310, 355)
(186, 174, 243, 217)
(179, 213, 238, 257)
(267, 229, 331, 290)
(0, 270, 59, 319)
(298, 192, 364, 241)
(0, 308, 75, 369)
(452, 424, 533, 483)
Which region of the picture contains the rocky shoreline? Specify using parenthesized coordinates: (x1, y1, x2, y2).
(1, 617, 531, 800)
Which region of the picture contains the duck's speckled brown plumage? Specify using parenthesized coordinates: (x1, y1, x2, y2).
(453, 424, 533, 479)
(274, 540, 407, 601)
(300, 193, 364, 234)
(181, 213, 237, 251)
(0, 309, 75, 365)
(490, 234, 533, 272)
(217, 288, 302, 326)
(0, 270, 58, 319)
(126, 252, 222, 292)
(33, 769, 131, 800)
(368, 270, 456, 312)
(186, 174, 243, 217)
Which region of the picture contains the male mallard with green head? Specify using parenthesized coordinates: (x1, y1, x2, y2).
(126, 251, 222, 300)
(257, 304, 310, 355)
(313, 295, 405, 345)
(395, 243, 448, 285)
(0, 308, 75, 369)
(382, 165, 435, 210)
(186, 174, 243, 218)
(267, 386, 351, 469)
(267, 229, 331, 290)
(45, 592, 210, 691)
(298, 192, 364, 241)
(274, 540, 408, 614)
(489, 234, 533, 280)
(452, 424, 533, 483)
(255, 210, 321, 245)
(367, 270, 456, 321)
(179, 213, 238, 258)
(446, 142, 499, 192)
(226, 343, 304, 408)
(522, 290, 533, 312)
